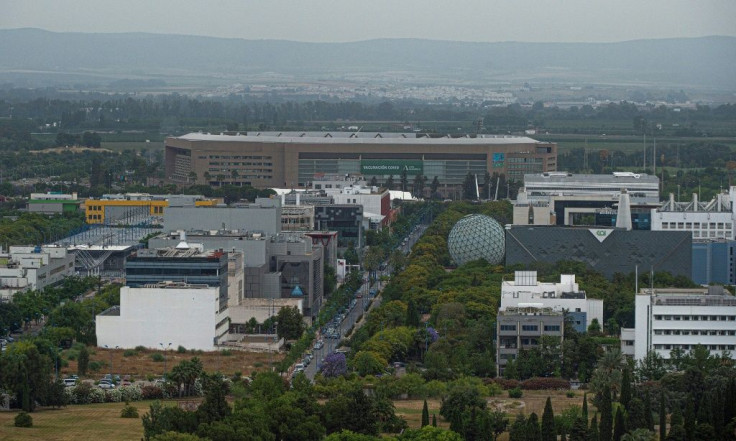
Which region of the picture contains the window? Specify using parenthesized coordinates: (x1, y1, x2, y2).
(522, 325, 539, 331)
(500, 325, 516, 331)
(694, 222, 700, 228)
(685, 222, 691, 229)
(544, 325, 560, 332)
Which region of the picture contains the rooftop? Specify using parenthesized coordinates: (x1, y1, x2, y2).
(176, 131, 541, 145)
(525, 172, 659, 186)
(499, 306, 564, 316)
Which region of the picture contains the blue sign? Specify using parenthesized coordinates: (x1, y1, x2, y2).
(291, 285, 304, 297)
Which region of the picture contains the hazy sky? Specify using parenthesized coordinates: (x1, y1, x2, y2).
(3, 0, 735, 43)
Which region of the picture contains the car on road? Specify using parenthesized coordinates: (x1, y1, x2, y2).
(314, 340, 324, 350)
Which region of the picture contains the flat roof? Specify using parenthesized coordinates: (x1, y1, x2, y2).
(175, 132, 542, 145)
(525, 172, 659, 186)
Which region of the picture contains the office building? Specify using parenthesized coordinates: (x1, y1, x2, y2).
(496, 306, 565, 376)
(500, 271, 603, 332)
(165, 131, 557, 195)
(96, 282, 229, 351)
(624, 286, 736, 361)
(314, 204, 364, 247)
(85, 193, 219, 224)
(0, 246, 75, 301)
(124, 243, 229, 313)
(513, 172, 660, 228)
(691, 240, 736, 286)
(651, 190, 736, 240)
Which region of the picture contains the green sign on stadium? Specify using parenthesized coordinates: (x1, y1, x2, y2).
(360, 160, 423, 176)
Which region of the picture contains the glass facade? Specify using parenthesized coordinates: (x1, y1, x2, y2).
(447, 214, 506, 266)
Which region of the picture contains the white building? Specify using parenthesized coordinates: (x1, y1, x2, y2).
(96, 283, 229, 351)
(0, 246, 75, 300)
(330, 184, 391, 230)
(651, 189, 736, 240)
(500, 271, 604, 333)
(626, 286, 736, 361)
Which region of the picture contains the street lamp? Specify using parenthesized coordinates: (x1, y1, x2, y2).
(103, 345, 119, 380)
(159, 342, 172, 379)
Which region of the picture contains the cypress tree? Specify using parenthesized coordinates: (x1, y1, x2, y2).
(432, 413, 437, 427)
(542, 397, 555, 441)
(613, 407, 626, 441)
(627, 398, 647, 431)
(620, 368, 632, 410)
(407, 300, 421, 328)
(660, 390, 667, 441)
(666, 424, 687, 441)
(78, 345, 89, 376)
(588, 414, 599, 441)
(527, 412, 542, 441)
(582, 393, 589, 422)
(560, 424, 567, 441)
(570, 417, 588, 441)
(644, 390, 654, 431)
(422, 399, 429, 427)
(684, 398, 696, 441)
(599, 386, 613, 441)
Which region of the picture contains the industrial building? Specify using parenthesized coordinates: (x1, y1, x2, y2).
(505, 226, 692, 280)
(164, 131, 557, 195)
(620, 286, 736, 361)
(96, 282, 229, 351)
(27, 192, 81, 215)
(85, 193, 219, 224)
(651, 189, 736, 240)
(162, 197, 282, 235)
(0, 246, 75, 300)
(500, 271, 603, 333)
(496, 305, 565, 376)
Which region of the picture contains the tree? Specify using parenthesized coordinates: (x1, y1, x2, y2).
(321, 352, 348, 378)
(527, 412, 542, 441)
(509, 414, 528, 441)
(627, 398, 648, 431)
(439, 382, 486, 433)
(0, 341, 53, 412)
(684, 398, 695, 441)
(430, 176, 440, 199)
(613, 407, 626, 441)
(276, 306, 305, 340)
(351, 351, 387, 377)
(582, 393, 589, 422)
(386, 175, 395, 190)
(462, 173, 477, 200)
(589, 414, 600, 441)
(432, 414, 437, 427)
(196, 373, 231, 424)
(406, 300, 421, 328)
(169, 357, 204, 397)
(599, 386, 613, 441)
(542, 397, 556, 441)
(78, 345, 89, 376)
(569, 417, 588, 441)
(659, 390, 667, 441)
(587, 319, 602, 336)
(422, 399, 430, 427)
(397, 426, 463, 441)
(620, 368, 632, 410)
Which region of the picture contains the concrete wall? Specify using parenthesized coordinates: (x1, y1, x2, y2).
(163, 204, 281, 235)
(96, 286, 222, 351)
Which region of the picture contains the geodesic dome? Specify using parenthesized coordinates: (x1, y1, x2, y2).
(447, 214, 505, 266)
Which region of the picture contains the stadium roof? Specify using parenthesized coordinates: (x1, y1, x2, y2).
(176, 131, 541, 145)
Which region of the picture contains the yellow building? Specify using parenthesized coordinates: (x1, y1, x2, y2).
(85, 193, 219, 224)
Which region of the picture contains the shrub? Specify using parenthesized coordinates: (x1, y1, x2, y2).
(508, 387, 523, 398)
(14, 411, 33, 427)
(135, 345, 146, 352)
(177, 345, 187, 353)
(220, 349, 232, 356)
(119, 385, 143, 402)
(150, 353, 164, 362)
(490, 378, 520, 390)
(88, 360, 103, 372)
(123, 349, 137, 357)
(89, 388, 105, 403)
(120, 404, 139, 418)
(146, 374, 156, 382)
(140, 385, 164, 400)
(72, 382, 94, 404)
(566, 391, 576, 398)
(67, 353, 77, 361)
(253, 362, 263, 368)
(520, 377, 570, 390)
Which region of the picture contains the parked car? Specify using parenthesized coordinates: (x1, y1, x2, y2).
(314, 340, 324, 350)
(63, 378, 77, 387)
(98, 380, 115, 389)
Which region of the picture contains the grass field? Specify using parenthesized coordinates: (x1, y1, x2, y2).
(0, 390, 588, 441)
(0, 400, 163, 441)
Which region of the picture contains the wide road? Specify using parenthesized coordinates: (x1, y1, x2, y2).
(303, 222, 428, 380)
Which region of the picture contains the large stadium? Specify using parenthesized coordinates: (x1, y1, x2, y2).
(165, 131, 557, 196)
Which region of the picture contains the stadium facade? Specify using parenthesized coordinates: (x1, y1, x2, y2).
(164, 132, 557, 195)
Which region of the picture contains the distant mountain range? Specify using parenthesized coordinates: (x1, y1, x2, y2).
(1, 28, 735, 90)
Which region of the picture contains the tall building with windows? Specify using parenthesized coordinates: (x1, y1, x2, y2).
(165, 131, 557, 196)
(496, 306, 565, 376)
(624, 286, 736, 361)
(651, 190, 736, 240)
(500, 271, 603, 333)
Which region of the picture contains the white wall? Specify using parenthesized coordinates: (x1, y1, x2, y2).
(96, 286, 220, 351)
